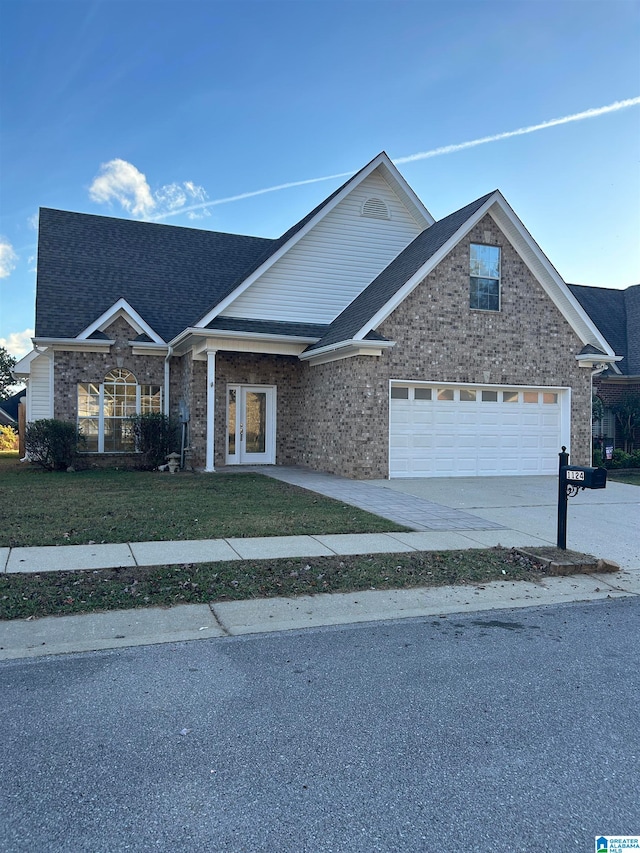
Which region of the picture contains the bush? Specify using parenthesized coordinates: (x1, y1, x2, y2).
(592, 448, 603, 468)
(0, 424, 18, 452)
(25, 419, 84, 470)
(128, 413, 178, 470)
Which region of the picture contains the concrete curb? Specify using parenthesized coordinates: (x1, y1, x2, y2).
(1, 567, 638, 661)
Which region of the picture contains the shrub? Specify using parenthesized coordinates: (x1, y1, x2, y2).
(25, 419, 84, 470)
(0, 424, 18, 452)
(592, 448, 603, 468)
(128, 413, 178, 470)
(606, 448, 632, 470)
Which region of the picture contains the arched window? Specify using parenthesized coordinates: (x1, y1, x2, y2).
(78, 369, 162, 452)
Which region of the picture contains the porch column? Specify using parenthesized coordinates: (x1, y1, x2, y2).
(205, 349, 217, 472)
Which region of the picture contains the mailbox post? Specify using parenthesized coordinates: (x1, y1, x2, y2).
(557, 446, 607, 549)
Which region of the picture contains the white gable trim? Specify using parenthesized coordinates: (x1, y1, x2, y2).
(354, 194, 500, 339)
(195, 153, 435, 328)
(298, 338, 395, 366)
(12, 348, 40, 379)
(78, 298, 165, 343)
(353, 193, 616, 358)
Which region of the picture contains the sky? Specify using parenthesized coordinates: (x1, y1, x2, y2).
(1, 0, 639, 361)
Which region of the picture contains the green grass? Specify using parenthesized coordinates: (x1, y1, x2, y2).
(0, 458, 406, 547)
(0, 548, 546, 620)
(607, 470, 640, 486)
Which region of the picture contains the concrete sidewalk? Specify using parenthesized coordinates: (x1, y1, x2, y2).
(1, 526, 555, 576)
(2, 564, 638, 660)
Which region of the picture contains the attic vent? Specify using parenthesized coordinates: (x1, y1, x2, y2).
(361, 197, 390, 220)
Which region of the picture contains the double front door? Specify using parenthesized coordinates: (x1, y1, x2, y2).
(226, 385, 276, 465)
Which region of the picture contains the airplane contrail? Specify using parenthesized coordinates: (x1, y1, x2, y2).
(152, 96, 640, 221)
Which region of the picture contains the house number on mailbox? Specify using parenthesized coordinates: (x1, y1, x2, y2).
(566, 470, 585, 481)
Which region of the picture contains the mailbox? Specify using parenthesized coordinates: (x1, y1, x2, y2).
(561, 465, 607, 489)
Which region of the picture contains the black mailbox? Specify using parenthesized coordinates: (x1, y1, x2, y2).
(562, 465, 607, 489)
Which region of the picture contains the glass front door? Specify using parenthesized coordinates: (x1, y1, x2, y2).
(226, 385, 276, 464)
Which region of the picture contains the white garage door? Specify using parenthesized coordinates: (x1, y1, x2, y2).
(389, 384, 568, 478)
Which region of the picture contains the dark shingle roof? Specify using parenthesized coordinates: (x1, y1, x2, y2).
(35, 209, 275, 342)
(568, 283, 640, 375)
(306, 191, 495, 352)
(0, 389, 25, 423)
(205, 317, 329, 339)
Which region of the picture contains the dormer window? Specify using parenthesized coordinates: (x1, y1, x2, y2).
(361, 197, 390, 220)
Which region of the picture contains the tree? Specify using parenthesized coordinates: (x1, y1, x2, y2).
(613, 393, 640, 454)
(0, 346, 17, 401)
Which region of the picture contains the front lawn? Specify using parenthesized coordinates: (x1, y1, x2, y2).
(607, 470, 640, 486)
(0, 458, 406, 547)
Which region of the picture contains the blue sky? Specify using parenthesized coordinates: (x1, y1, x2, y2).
(1, 0, 639, 358)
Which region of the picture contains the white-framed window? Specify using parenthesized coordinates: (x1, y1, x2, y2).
(78, 369, 162, 452)
(470, 244, 501, 311)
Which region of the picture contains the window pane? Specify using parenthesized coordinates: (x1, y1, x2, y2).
(78, 417, 99, 452)
(543, 392, 558, 404)
(460, 389, 476, 401)
(141, 385, 162, 413)
(503, 391, 519, 403)
(470, 244, 500, 279)
(482, 390, 498, 402)
(390, 387, 409, 399)
(524, 391, 539, 403)
(414, 388, 432, 401)
(104, 418, 134, 452)
(437, 389, 454, 401)
(470, 277, 500, 311)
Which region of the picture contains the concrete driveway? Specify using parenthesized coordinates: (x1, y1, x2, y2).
(370, 475, 640, 570)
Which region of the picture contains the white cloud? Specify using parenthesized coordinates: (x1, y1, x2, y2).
(89, 159, 156, 217)
(27, 212, 39, 231)
(0, 328, 34, 358)
(89, 160, 209, 221)
(0, 239, 18, 278)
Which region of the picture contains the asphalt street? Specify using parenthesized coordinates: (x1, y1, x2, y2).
(1, 598, 639, 853)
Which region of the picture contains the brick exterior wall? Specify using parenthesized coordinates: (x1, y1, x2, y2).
(55, 217, 593, 477)
(291, 214, 592, 478)
(53, 317, 166, 459)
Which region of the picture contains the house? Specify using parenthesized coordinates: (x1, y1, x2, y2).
(13, 152, 619, 478)
(569, 282, 640, 452)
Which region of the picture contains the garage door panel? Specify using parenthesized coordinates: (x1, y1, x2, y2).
(390, 384, 565, 478)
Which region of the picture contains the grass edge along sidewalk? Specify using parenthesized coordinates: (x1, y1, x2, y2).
(0, 546, 612, 621)
(0, 462, 408, 547)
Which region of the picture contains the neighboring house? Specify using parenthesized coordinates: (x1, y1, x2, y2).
(569, 283, 640, 452)
(0, 389, 24, 427)
(13, 152, 618, 478)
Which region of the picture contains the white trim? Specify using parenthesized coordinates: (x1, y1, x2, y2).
(195, 153, 434, 328)
(78, 298, 165, 344)
(205, 350, 216, 472)
(12, 348, 41, 379)
(298, 339, 395, 366)
(168, 327, 320, 357)
(127, 341, 171, 356)
(225, 384, 277, 465)
(352, 193, 617, 359)
(33, 338, 114, 352)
